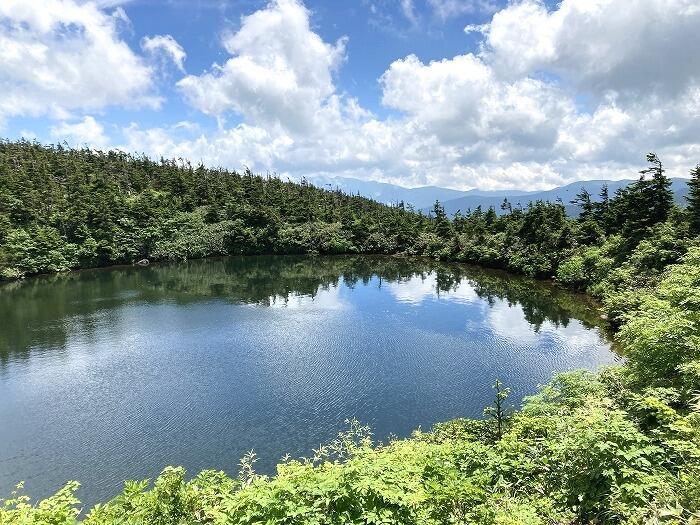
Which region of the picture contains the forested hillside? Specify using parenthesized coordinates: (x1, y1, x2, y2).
(2, 142, 700, 523)
(0, 140, 429, 280)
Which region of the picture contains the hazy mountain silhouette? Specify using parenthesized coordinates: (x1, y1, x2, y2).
(306, 175, 690, 217)
(431, 179, 690, 217)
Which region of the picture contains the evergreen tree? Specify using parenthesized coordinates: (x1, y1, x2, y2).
(452, 210, 467, 233)
(571, 188, 594, 221)
(571, 188, 602, 244)
(431, 200, 453, 240)
(500, 197, 512, 214)
(484, 206, 497, 226)
(687, 165, 700, 234)
(640, 153, 674, 224)
(0, 140, 436, 279)
(594, 183, 611, 233)
(610, 154, 675, 242)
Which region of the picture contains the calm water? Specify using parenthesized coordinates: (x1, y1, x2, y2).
(0, 255, 617, 506)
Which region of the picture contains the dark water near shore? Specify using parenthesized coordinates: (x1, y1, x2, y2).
(0, 255, 617, 507)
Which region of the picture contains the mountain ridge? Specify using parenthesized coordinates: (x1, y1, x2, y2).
(432, 178, 690, 217)
(304, 175, 690, 217)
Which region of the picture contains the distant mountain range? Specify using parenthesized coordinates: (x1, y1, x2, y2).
(306, 175, 690, 218)
(305, 175, 466, 209)
(432, 179, 690, 217)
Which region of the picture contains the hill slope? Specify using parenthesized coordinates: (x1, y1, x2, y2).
(0, 141, 428, 280)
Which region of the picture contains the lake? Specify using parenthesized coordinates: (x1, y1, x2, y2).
(0, 255, 617, 507)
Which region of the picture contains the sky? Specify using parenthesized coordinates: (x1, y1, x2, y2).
(1, 0, 699, 191)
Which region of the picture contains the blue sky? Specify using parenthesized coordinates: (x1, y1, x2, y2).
(7, 0, 500, 133)
(117, 0, 498, 111)
(1, 0, 699, 190)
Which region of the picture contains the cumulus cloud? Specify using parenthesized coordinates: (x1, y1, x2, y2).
(51, 116, 110, 149)
(482, 0, 700, 98)
(141, 0, 700, 191)
(177, 0, 347, 134)
(0, 0, 158, 123)
(1, 0, 698, 191)
(380, 53, 574, 154)
(123, 121, 294, 170)
(141, 34, 187, 72)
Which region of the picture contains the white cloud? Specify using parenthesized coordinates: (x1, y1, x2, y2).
(141, 34, 187, 72)
(122, 121, 294, 169)
(178, 0, 347, 134)
(380, 53, 574, 153)
(134, 0, 700, 191)
(376, 0, 700, 184)
(400, 0, 419, 26)
(0, 0, 158, 123)
(1, 0, 698, 192)
(427, 0, 496, 20)
(482, 0, 700, 98)
(51, 116, 110, 149)
(19, 130, 38, 141)
(464, 23, 489, 34)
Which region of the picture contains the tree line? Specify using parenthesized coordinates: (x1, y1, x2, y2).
(0, 140, 430, 280)
(2, 141, 698, 288)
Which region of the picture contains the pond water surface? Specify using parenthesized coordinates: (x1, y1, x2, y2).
(0, 255, 617, 506)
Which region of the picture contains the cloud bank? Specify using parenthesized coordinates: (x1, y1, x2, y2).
(0, 0, 158, 123)
(3, 0, 700, 190)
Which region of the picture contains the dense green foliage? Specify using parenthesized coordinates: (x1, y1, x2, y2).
(688, 166, 700, 235)
(2, 142, 700, 523)
(0, 140, 428, 280)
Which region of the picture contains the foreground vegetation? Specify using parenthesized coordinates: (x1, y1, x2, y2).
(1, 142, 700, 523)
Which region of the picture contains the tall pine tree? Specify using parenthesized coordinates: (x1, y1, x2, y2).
(431, 200, 453, 240)
(640, 153, 674, 225)
(594, 183, 612, 234)
(687, 165, 700, 235)
(571, 187, 594, 221)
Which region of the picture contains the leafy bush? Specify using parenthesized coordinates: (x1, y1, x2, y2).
(619, 247, 700, 392)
